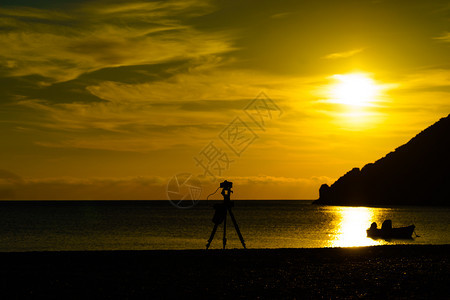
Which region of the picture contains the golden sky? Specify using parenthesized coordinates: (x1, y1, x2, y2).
(0, 0, 449, 200)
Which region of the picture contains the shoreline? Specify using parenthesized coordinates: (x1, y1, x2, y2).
(0, 245, 448, 298)
(0, 243, 449, 253)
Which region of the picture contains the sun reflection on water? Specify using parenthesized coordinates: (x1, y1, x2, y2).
(328, 207, 383, 247)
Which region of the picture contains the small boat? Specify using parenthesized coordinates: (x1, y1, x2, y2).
(366, 220, 415, 239)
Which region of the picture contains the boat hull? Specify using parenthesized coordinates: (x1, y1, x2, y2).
(366, 225, 415, 239)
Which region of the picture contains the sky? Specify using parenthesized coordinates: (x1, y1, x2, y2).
(0, 0, 449, 200)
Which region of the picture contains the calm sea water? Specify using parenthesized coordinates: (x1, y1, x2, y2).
(0, 200, 449, 252)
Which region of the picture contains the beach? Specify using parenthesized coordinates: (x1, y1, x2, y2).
(0, 245, 448, 299)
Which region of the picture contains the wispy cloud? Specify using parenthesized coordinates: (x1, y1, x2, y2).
(0, 1, 232, 83)
(14, 57, 317, 152)
(433, 32, 450, 42)
(395, 68, 450, 89)
(323, 48, 364, 59)
(270, 12, 294, 19)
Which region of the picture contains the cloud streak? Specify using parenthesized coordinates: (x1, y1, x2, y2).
(14, 58, 316, 152)
(323, 48, 364, 60)
(0, 0, 233, 83)
(433, 32, 450, 42)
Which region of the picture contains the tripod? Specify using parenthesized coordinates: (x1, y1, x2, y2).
(206, 183, 246, 249)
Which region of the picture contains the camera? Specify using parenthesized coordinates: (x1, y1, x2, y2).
(220, 180, 233, 189)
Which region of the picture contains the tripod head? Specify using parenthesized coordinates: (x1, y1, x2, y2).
(220, 180, 232, 191)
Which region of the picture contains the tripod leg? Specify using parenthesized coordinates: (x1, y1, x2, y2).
(228, 208, 247, 249)
(206, 224, 219, 250)
(222, 211, 227, 249)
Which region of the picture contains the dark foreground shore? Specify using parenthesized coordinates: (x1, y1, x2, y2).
(0, 245, 448, 299)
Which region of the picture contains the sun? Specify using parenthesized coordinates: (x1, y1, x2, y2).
(328, 73, 381, 107)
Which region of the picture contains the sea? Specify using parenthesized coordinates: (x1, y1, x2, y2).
(0, 200, 449, 252)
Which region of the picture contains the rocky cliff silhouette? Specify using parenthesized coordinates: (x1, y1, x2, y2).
(314, 114, 450, 206)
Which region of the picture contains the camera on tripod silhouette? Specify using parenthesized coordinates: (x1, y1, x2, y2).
(206, 180, 246, 250)
(220, 180, 232, 190)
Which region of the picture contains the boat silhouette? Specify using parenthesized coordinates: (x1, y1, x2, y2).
(366, 220, 415, 239)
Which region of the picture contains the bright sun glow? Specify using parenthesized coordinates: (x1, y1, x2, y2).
(329, 73, 381, 107)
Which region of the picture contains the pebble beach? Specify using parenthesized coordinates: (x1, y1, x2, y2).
(0, 245, 449, 299)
